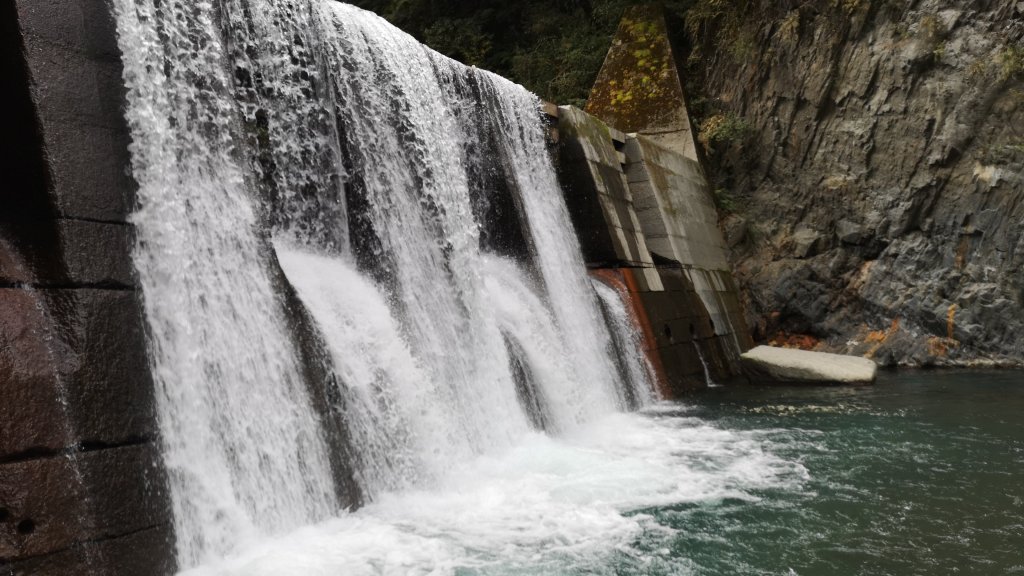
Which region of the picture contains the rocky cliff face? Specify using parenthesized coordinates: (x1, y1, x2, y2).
(696, 0, 1024, 366)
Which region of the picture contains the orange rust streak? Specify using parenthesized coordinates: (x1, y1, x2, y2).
(865, 318, 900, 358)
(617, 268, 671, 399)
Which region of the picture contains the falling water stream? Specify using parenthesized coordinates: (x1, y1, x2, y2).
(113, 1, 810, 573)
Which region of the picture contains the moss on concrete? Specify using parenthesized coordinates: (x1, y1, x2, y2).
(585, 5, 688, 135)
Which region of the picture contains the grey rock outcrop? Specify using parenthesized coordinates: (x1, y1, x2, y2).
(696, 0, 1024, 366)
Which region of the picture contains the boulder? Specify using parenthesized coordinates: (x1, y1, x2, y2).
(740, 345, 877, 385)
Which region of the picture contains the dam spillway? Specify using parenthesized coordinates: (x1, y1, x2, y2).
(3, 1, 753, 573)
(113, 0, 653, 565)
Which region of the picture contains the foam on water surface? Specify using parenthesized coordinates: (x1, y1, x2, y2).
(183, 410, 809, 576)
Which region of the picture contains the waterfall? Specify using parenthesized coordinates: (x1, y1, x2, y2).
(694, 341, 718, 387)
(591, 279, 659, 407)
(113, 0, 341, 565)
(114, 0, 655, 569)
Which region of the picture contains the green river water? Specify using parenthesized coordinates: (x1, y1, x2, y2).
(632, 370, 1024, 575)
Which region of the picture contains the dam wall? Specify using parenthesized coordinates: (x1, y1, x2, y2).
(1, 2, 174, 574)
(553, 105, 752, 393)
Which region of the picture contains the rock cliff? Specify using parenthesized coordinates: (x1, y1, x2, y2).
(693, 0, 1024, 366)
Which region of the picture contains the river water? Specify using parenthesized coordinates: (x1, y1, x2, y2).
(184, 370, 1023, 575)
(664, 370, 1024, 576)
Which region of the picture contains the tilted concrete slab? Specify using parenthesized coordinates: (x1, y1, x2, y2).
(741, 346, 878, 385)
(585, 5, 700, 162)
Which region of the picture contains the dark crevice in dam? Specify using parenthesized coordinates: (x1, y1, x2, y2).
(0, 0, 67, 286)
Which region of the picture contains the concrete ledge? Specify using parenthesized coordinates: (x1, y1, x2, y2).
(741, 345, 878, 385)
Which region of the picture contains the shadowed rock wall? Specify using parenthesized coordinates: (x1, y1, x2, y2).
(696, 0, 1024, 366)
(1, 1, 175, 573)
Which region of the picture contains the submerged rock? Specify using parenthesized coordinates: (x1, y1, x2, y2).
(740, 345, 877, 385)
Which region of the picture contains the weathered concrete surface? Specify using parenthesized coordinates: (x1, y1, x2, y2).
(557, 106, 662, 278)
(586, 5, 700, 161)
(1, 0, 175, 573)
(624, 136, 728, 270)
(741, 345, 878, 385)
(557, 104, 753, 393)
(593, 267, 735, 394)
(13, 0, 136, 223)
(694, 1, 1024, 367)
(6, 525, 175, 576)
(622, 134, 753, 361)
(0, 445, 170, 561)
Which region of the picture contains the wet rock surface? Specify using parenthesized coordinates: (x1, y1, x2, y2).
(698, 1, 1024, 366)
(1, 0, 175, 573)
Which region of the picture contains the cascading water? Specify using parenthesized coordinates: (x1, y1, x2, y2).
(482, 81, 634, 417)
(111, 1, 797, 573)
(694, 341, 718, 387)
(113, 0, 341, 565)
(591, 279, 658, 407)
(115, 0, 645, 564)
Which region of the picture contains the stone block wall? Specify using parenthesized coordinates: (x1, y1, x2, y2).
(556, 107, 661, 278)
(624, 136, 754, 367)
(623, 137, 727, 270)
(592, 266, 738, 395)
(556, 106, 753, 393)
(1, 1, 174, 574)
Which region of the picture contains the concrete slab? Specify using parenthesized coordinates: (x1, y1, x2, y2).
(741, 345, 878, 385)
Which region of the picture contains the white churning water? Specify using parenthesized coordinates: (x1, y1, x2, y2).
(182, 410, 808, 576)
(112, 0, 792, 572)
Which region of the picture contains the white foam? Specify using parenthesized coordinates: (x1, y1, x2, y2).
(184, 410, 809, 576)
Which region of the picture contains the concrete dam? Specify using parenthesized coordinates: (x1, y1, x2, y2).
(1, 2, 752, 574)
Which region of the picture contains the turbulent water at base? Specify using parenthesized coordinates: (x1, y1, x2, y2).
(115, 0, 655, 568)
(183, 410, 807, 576)
(190, 371, 1024, 576)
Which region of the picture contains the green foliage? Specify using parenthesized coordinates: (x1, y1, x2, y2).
(348, 0, 946, 108)
(349, 0, 695, 105)
(713, 187, 738, 213)
(352, 0, 616, 104)
(998, 43, 1024, 82)
(423, 18, 493, 66)
(698, 112, 752, 153)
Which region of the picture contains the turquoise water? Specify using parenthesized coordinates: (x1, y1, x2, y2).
(633, 370, 1024, 576)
